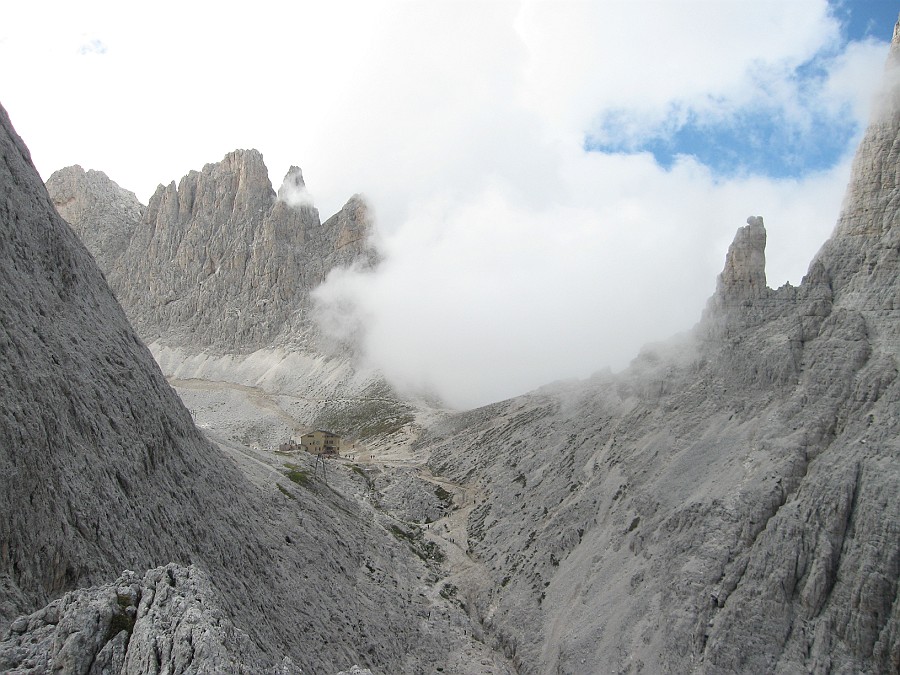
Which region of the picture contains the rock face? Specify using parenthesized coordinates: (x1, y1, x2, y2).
(0, 102, 487, 673)
(0, 564, 278, 674)
(418, 22, 900, 675)
(44, 165, 143, 275)
(50, 149, 377, 353)
(713, 215, 768, 308)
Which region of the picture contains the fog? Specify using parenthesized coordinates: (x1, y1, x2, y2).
(311, 155, 855, 408)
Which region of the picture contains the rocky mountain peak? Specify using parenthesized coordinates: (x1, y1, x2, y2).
(206, 147, 272, 191)
(276, 164, 315, 210)
(147, 147, 274, 230)
(280, 164, 306, 191)
(330, 194, 375, 254)
(716, 215, 768, 304)
(701, 215, 783, 337)
(47, 150, 376, 353)
(45, 164, 143, 273)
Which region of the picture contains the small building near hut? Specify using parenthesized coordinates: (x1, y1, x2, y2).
(300, 430, 342, 456)
(278, 439, 299, 453)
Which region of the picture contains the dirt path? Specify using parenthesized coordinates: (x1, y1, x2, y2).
(207, 431, 288, 489)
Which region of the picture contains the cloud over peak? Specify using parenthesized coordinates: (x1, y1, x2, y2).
(2, 1, 894, 408)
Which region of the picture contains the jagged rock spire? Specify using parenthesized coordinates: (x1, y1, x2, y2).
(716, 215, 768, 305)
(276, 165, 315, 209)
(702, 215, 775, 334)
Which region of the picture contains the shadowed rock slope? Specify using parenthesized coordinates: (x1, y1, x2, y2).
(0, 102, 473, 673)
(420, 20, 900, 675)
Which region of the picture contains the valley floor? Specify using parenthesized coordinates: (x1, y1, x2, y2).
(174, 376, 517, 673)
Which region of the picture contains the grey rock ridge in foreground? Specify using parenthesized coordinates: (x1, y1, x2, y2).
(45, 165, 143, 276)
(0, 564, 283, 674)
(0, 102, 488, 673)
(420, 21, 900, 674)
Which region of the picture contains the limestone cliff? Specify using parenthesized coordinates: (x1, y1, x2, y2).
(46, 150, 408, 446)
(63, 149, 378, 353)
(47, 150, 412, 447)
(419, 21, 900, 674)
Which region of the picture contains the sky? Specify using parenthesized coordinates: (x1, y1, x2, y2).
(1, 1, 897, 408)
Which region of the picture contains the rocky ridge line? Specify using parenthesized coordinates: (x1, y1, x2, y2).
(46, 150, 376, 355)
(0, 564, 285, 674)
(46, 151, 416, 447)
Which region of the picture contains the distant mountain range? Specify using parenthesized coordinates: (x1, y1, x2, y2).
(46, 150, 424, 449)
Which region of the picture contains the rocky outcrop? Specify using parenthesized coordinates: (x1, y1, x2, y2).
(418, 21, 900, 674)
(0, 564, 281, 674)
(44, 165, 143, 274)
(716, 215, 768, 305)
(45, 149, 406, 445)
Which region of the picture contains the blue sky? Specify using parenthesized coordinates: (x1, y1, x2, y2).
(587, 1, 898, 179)
(835, 0, 899, 41)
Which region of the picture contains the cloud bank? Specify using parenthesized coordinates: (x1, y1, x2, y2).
(305, 2, 889, 408)
(1, 1, 892, 408)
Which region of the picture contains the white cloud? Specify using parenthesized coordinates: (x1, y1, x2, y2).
(313, 151, 853, 408)
(277, 172, 316, 209)
(513, 0, 840, 143)
(0, 0, 893, 408)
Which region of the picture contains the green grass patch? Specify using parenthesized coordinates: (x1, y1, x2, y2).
(389, 524, 445, 564)
(106, 594, 136, 641)
(434, 485, 453, 503)
(439, 582, 459, 601)
(276, 483, 296, 500)
(390, 524, 412, 542)
(286, 469, 309, 486)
